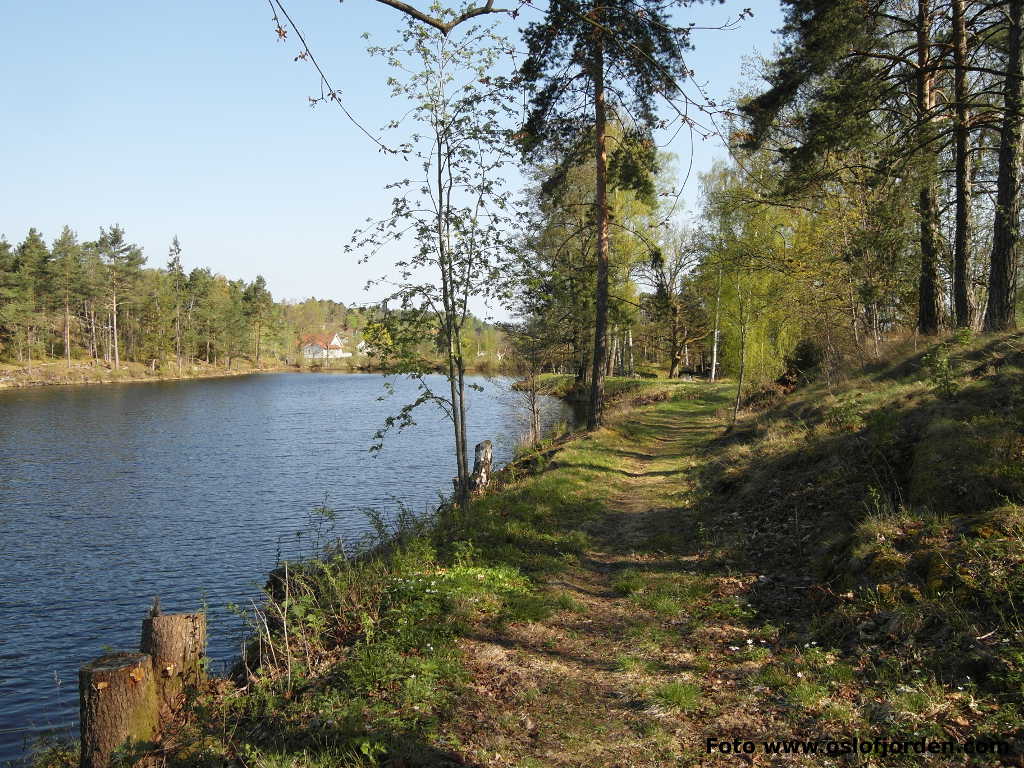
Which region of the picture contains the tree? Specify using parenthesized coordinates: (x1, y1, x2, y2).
(50, 226, 82, 366)
(243, 275, 274, 365)
(519, 0, 729, 428)
(739, 0, 949, 335)
(637, 226, 707, 378)
(167, 236, 186, 373)
(984, 0, 1024, 332)
(96, 225, 145, 370)
(351, 17, 515, 510)
(501, 317, 556, 447)
(9, 229, 51, 368)
(951, 0, 974, 328)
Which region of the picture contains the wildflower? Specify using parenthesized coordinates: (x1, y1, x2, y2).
(796, 672, 804, 678)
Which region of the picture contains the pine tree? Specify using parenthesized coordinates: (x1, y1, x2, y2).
(50, 226, 82, 366)
(167, 236, 186, 373)
(243, 275, 274, 365)
(739, 0, 948, 335)
(520, 0, 724, 428)
(12, 229, 51, 368)
(985, 0, 1024, 331)
(97, 225, 145, 370)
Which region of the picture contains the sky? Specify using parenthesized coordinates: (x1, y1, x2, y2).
(1, 1, 784, 310)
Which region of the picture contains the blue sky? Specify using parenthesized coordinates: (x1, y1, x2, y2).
(1, 1, 783, 309)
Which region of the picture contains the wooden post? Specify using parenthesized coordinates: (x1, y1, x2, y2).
(469, 440, 493, 491)
(79, 652, 158, 768)
(140, 612, 206, 715)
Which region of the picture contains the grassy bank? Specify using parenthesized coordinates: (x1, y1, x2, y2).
(32, 339, 1024, 766)
(0, 359, 289, 390)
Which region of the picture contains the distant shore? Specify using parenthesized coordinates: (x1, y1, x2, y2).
(0, 360, 290, 390)
(0, 360, 505, 390)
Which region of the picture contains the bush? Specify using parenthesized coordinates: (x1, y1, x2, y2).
(779, 339, 824, 389)
(922, 345, 959, 397)
(825, 395, 864, 431)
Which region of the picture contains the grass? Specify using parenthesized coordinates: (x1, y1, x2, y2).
(650, 681, 702, 713)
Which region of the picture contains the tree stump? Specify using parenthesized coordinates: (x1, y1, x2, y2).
(79, 652, 158, 768)
(469, 440, 493, 491)
(140, 612, 206, 715)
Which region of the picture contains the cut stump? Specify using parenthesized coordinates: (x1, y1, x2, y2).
(79, 652, 158, 768)
(140, 612, 206, 715)
(469, 440, 493, 491)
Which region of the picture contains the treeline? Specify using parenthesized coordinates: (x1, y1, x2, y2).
(733, 0, 1024, 337)
(510, 0, 1024, 411)
(0, 224, 507, 373)
(0, 225, 283, 371)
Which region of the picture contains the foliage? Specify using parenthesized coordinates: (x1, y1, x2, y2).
(350, 16, 517, 501)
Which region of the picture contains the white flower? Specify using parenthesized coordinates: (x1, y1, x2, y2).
(796, 672, 804, 678)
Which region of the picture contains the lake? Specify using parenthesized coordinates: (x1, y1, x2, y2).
(0, 373, 574, 763)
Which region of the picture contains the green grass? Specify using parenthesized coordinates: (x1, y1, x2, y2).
(651, 681, 702, 713)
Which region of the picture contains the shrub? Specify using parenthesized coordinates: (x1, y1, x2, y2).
(922, 345, 959, 397)
(825, 396, 864, 431)
(779, 339, 824, 389)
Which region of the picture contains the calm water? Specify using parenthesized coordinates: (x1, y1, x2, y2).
(0, 373, 573, 762)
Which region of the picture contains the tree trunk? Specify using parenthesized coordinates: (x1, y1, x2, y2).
(89, 304, 98, 361)
(732, 319, 747, 426)
(468, 440, 493, 491)
(710, 266, 722, 382)
(916, 0, 942, 335)
(952, 0, 973, 327)
(606, 328, 616, 377)
(175, 304, 182, 376)
(79, 652, 159, 768)
(111, 287, 120, 370)
(530, 384, 541, 444)
(140, 612, 206, 717)
(985, 0, 1024, 332)
(625, 328, 634, 377)
(64, 295, 72, 367)
(587, 35, 609, 430)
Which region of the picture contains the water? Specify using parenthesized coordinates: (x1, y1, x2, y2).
(0, 373, 573, 762)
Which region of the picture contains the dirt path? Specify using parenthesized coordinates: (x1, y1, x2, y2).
(446, 399, 821, 767)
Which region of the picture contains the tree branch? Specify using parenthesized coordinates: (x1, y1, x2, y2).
(373, 0, 509, 35)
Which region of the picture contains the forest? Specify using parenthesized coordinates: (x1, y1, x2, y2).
(509, 0, 1024, 425)
(0, 225, 505, 375)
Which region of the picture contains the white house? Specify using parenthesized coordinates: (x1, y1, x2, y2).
(300, 332, 352, 360)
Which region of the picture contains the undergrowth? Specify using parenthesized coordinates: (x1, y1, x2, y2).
(699, 330, 1024, 752)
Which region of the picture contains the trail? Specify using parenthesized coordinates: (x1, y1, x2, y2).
(447, 395, 820, 767)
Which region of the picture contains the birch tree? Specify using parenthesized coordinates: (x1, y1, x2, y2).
(351, 17, 516, 511)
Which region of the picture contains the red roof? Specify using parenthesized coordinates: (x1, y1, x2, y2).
(300, 333, 344, 350)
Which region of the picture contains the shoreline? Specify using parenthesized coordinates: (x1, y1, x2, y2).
(0, 361, 291, 391)
(0, 362, 508, 391)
